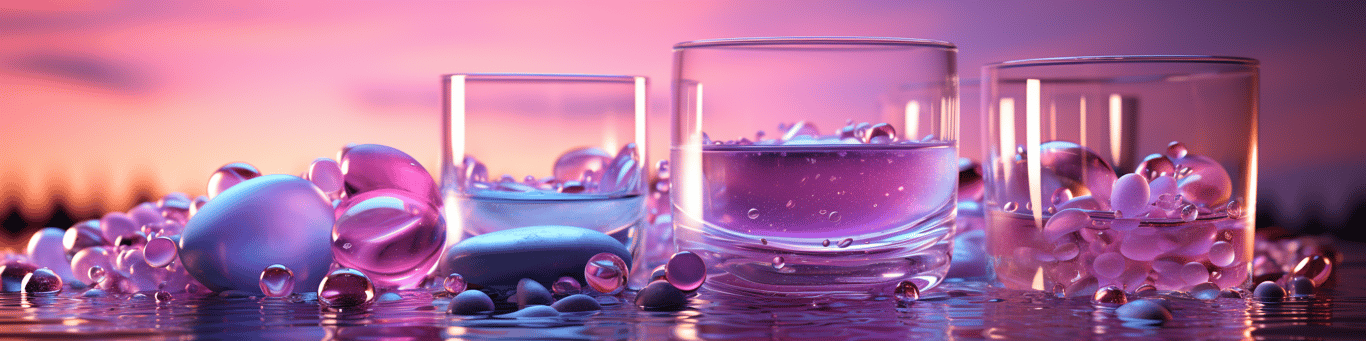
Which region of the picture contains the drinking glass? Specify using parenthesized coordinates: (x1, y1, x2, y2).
(981, 56, 1258, 294)
(672, 37, 960, 297)
(440, 74, 647, 249)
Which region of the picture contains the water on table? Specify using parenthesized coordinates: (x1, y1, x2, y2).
(3, 279, 1364, 340)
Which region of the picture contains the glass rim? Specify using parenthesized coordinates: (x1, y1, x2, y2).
(985, 55, 1258, 69)
(442, 73, 644, 83)
(673, 36, 956, 50)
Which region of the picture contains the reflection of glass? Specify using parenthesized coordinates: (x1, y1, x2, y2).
(981, 56, 1258, 294)
(671, 37, 959, 297)
(440, 74, 647, 247)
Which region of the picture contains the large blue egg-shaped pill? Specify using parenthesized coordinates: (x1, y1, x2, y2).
(180, 175, 334, 294)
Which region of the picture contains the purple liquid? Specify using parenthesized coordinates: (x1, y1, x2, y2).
(674, 142, 958, 296)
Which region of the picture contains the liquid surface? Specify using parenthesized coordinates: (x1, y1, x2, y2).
(4, 265, 1365, 340)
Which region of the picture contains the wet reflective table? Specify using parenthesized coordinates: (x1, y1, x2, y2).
(3, 242, 1363, 340)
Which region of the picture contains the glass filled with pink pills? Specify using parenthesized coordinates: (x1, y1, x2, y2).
(672, 37, 960, 297)
(981, 56, 1258, 295)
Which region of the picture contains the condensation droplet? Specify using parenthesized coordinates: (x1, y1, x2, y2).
(747, 208, 760, 219)
(827, 211, 841, 222)
(822, 239, 831, 247)
(1004, 202, 1018, 212)
(785, 200, 795, 209)
(1180, 204, 1199, 222)
(772, 256, 785, 269)
(838, 238, 854, 248)
(894, 281, 919, 305)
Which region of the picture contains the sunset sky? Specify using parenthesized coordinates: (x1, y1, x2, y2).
(1, 1, 1363, 248)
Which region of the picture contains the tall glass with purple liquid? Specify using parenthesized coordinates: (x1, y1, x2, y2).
(672, 37, 960, 297)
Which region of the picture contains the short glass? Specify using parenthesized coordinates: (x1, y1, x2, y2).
(672, 37, 960, 297)
(981, 56, 1258, 295)
(440, 74, 647, 248)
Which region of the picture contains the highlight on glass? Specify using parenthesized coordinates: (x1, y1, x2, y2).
(981, 56, 1258, 295)
(671, 37, 960, 297)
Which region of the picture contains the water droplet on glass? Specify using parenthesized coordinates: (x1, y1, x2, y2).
(207, 162, 261, 199)
(785, 200, 795, 209)
(1093, 285, 1128, 304)
(828, 211, 841, 222)
(1166, 141, 1188, 159)
(1180, 204, 1199, 222)
(666, 251, 706, 291)
(584, 253, 628, 295)
(837, 238, 854, 248)
(443, 273, 467, 294)
(21, 268, 62, 293)
(818, 209, 827, 215)
(1226, 199, 1244, 219)
(89, 265, 107, 284)
(552, 276, 580, 295)
(822, 239, 831, 247)
(317, 268, 376, 308)
(142, 237, 178, 268)
(1003, 202, 1018, 212)
(259, 264, 295, 298)
(747, 208, 759, 219)
(772, 256, 785, 269)
(1051, 187, 1073, 206)
(894, 281, 920, 305)
(759, 238, 767, 245)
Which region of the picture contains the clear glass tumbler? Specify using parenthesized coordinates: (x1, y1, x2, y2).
(981, 56, 1258, 295)
(440, 74, 648, 249)
(672, 37, 960, 297)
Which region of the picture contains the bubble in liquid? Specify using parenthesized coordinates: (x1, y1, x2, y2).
(259, 264, 295, 298)
(1209, 241, 1236, 267)
(1093, 252, 1126, 279)
(1110, 174, 1150, 218)
(88, 265, 107, 284)
(894, 281, 920, 305)
(584, 253, 628, 294)
(1166, 141, 1188, 159)
(21, 268, 63, 294)
(837, 238, 854, 248)
(1292, 255, 1332, 286)
(665, 251, 706, 292)
(552, 276, 580, 295)
(1180, 262, 1209, 285)
(1003, 202, 1019, 212)
(307, 158, 345, 197)
(1180, 204, 1199, 222)
(317, 268, 376, 308)
(1093, 286, 1127, 304)
(434, 273, 466, 295)
(747, 208, 760, 219)
(142, 237, 178, 268)
(553, 147, 613, 183)
(864, 123, 897, 143)
(207, 162, 261, 199)
(331, 189, 445, 290)
(772, 256, 786, 269)
(1136, 154, 1177, 180)
(781, 121, 820, 141)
